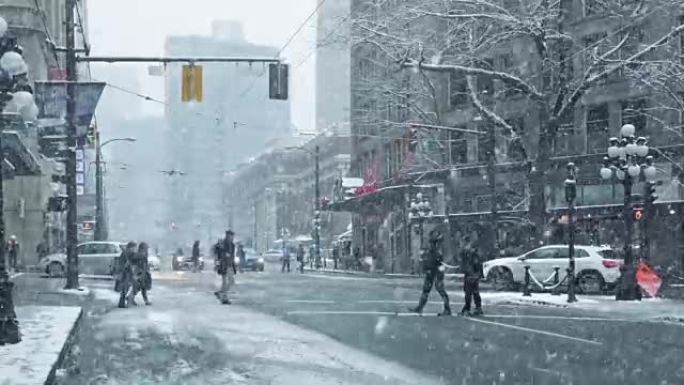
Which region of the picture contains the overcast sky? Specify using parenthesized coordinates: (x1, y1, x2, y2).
(87, 0, 317, 131)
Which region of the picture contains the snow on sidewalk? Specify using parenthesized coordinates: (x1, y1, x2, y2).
(480, 291, 684, 320)
(0, 306, 82, 385)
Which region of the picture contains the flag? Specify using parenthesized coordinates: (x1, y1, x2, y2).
(636, 261, 662, 297)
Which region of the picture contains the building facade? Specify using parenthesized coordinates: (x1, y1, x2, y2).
(226, 134, 351, 254)
(164, 20, 291, 246)
(333, 0, 684, 272)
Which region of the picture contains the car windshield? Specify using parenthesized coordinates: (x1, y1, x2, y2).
(8, 2, 684, 385)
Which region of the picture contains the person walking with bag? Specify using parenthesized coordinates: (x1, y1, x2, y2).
(117, 241, 137, 308)
(191, 240, 201, 273)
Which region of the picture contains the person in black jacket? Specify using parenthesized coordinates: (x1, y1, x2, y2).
(409, 228, 451, 316)
(460, 234, 484, 316)
(214, 230, 236, 304)
(116, 241, 137, 308)
(191, 240, 201, 273)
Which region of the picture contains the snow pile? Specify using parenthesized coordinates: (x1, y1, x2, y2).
(58, 287, 91, 297)
(0, 306, 82, 385)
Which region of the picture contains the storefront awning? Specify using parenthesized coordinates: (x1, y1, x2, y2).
(2, 130, 41, 176)
(325, 184, 413, 213)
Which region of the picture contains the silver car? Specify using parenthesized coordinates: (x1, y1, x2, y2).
(38, 241, 125, 277)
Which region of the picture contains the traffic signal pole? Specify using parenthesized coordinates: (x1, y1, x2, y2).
(64, 0, 79, 290)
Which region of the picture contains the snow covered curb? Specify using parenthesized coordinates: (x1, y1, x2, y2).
(0, 306, 83, 385)
(56, 287, 91, 297)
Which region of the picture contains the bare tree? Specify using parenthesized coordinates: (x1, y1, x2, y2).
(350, 0, 684, 235)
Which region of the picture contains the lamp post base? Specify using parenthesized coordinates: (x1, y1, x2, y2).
(0, 279, 21, 345)
(615, 266, 642, 301)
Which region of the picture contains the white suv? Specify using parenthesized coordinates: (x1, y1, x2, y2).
(38, 241, 125, 277)
(482, 245, 622, 294)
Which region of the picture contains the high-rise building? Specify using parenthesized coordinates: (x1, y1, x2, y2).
(316, 0, 351, 135)
(164, 21, 291, 244)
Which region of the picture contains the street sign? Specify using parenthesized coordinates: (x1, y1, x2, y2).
(34, 81, 106, 137)
(181, 64, 203, 102)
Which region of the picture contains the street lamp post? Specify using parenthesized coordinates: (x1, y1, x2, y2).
(408, 192, 433, 270)
(94, 134, 136, 241)
(564, 162, 578, 303)
(600, 124, 657, 301)
(0, 16, 40, 345)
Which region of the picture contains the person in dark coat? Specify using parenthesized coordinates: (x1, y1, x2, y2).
(332, 243, 339, 270)
(296, 244, 305, 273)
(281, 246, 291, 272)
(237, 244, 246, 273)
(409, 228, 451, 316)
(129, 242, 151, 306)
(215, 230, 236, 304)
(191, 240, 201, 273)
(117, 241, 137, 308)
(7, 235, 19, 271)
(460, 235, 484, 316)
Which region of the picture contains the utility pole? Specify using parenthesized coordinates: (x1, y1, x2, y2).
(314, 145, 321, 268)
(64, 0, 79, 289)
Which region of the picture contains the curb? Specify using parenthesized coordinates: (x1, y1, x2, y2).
(44, 307, 83, 385)
(496, 298, 570, 309)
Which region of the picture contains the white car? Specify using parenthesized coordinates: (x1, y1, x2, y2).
(38, 241, 125, 277)
(482, 245, 622, 294)
(147, 254, 161, 271)
(262, 249, 284, 263)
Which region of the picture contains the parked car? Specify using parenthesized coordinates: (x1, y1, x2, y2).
(172, 254, 204, 271)
(263, 248, 284, 263)
(147, 253, 161, 271)
(482, 245, 622, 294)
(237, 248, 264, 272)
(38, 241, 125, 277)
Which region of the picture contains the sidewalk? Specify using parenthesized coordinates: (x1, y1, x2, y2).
(0, 306, 82, 385)
(479, 291, 684, 321)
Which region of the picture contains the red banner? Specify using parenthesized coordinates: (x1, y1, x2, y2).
(636, 261, 662, 297)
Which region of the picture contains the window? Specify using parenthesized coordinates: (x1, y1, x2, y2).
(554, 107, 575, 156)
(477, 123, 494, 164)
(449, 72, 468, 107)
(621, 99, 647, 131)
(576, 249, 591, 258)
(679, 16, 684, 65)
(526, 248, 557, 260)
(477, 58, 495, 95)
(449, 131, 468, 164)
(584, 0, 608, 17)
(586, 104, 609, 154)
(584, 32, 608, 78)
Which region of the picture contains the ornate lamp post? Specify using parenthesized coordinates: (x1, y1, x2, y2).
(599, 124, 657, 300)
(0, 15, 39, 345)
(408, 192, 433, 255)
(564, 162, 578, 303)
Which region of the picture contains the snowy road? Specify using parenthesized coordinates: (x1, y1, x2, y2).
(35, 265, 684, 385)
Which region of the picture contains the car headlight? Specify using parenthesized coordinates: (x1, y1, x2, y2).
(258, 258, 264, 263)
(234, 257, 240, 264)
(199, 257, 204, 262)
(176, 256, 184, 262)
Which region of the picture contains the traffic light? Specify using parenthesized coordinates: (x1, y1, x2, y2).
(645, 181, 658, 205)
(408, 126, 418, 152)
(269, 63, 288, 100)
(181, 64, 203, 102)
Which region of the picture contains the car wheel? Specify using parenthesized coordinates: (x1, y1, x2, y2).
(259, 266, 264, 272)
(577, 270, 605, 294)
(47, 261, 65, 278)
(487, 266, 514, 291)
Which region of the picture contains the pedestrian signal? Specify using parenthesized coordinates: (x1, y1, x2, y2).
(633, 207, 644, 221)
(181, 64, 203, 102)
